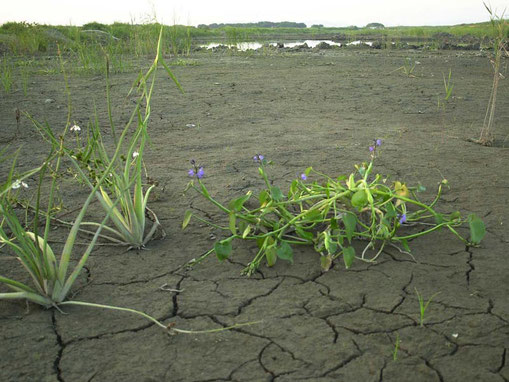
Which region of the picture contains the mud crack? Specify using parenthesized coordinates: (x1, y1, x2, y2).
(321, 345, 362, 377)
(422, 358, 444, 382)
(172, 275, 186, 317)
(465, 247, 475, 286)
(495, 348, 507, 377)
(51, 311, 65, 382)
(236, 278, 284, 316)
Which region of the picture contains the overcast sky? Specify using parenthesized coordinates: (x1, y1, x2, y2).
(1, 0, 507, 27)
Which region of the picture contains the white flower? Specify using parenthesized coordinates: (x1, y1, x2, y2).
(11, 180, 28, 190)
(132, 151, 139, 158)
(70, 124, 81, 132)
(451, 333, 459, 338)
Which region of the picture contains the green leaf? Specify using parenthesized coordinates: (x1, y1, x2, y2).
(289, 179, 298, 197)
(296, 228, 314, 242)
(214, 240, 232, 261)
(276, 241, 294, 264)
(305, 209, 322, 222)
(182, 210, 193, 230)
(450, 211, 461, 220)
(401, 239, 411, 253)
(228, 191, 252, 212)
(342, 213, 357, 243)
(242, 224, 251, 239)
(346, 174, 355, 190)
(330, 217, 339, 230)
(320, 254, 332, 271)
(304, 166, 313, 176)
(265, 246, 277, 267)
(468, 214, 486, 245)
(229, 213, 237, 235)
(270, 186, 284, 202)
(385, 202, 397, 219)
(377, 224, 390, 239)
(259, 190, 269, 206)
(434, 213, 444, 225)
(324, 234, 338, 255)
(200, 182, 210, 198)
(417, 183, 426, 193)
(351, 189, 368, 210)
(343, 246, 356, 269)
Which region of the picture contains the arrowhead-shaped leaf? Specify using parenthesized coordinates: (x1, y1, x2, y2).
(342, 212, 357, 243)
(343, 246, 356, 269)
(468, 214, 486, 245)
(214, 240, 232, 261)
(277, 241, 294, 264)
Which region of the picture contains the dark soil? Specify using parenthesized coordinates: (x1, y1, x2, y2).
(1, 48, 508, 381)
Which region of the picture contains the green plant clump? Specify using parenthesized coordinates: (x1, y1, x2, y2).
(184, 141, 486, 275)
(0, 29, 179, 331)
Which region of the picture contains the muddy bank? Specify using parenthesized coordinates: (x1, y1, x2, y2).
(1, 49, 508, 381)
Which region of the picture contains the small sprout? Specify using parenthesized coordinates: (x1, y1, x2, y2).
(70, 124, 81, 132)
(300, 173, 307, 181)
(11, 180, 28, 189)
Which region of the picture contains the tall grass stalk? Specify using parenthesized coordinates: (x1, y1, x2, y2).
(71, 28, 182, 248)
(184, 26, 192, 56)
(170, 20, 179, 56)
(1, 56, 14, 93)
(477, 3, 508, 146)
(438, 68, 454, 110)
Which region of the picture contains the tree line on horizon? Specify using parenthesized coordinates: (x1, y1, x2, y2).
(197, 21, 307, 29)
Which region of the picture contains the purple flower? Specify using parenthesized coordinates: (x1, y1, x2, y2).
(253, 154, 265, 163)
(376, 139, 382, 147)
(188, 160, 204, 179)
(399, 214, 407, 224)
(369, 146, 375, 152)
(300, 173, 307, 181)
(188, 167, 204, 179)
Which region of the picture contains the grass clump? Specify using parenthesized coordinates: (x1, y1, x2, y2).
(0, 29, 175, 332)
(0, 27, 260, 338)
(1, 56, 14, 93)
(184, 141, 486, 275)
(438, 68, 454, 111)
(475, 3, 508, 146)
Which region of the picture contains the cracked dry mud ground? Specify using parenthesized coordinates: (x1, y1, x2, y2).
(1, 49, 508, 381)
